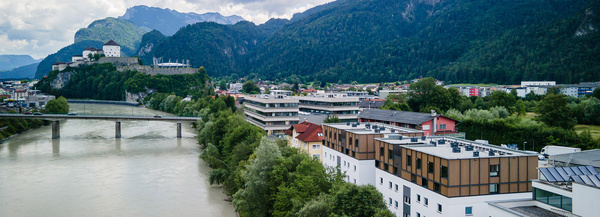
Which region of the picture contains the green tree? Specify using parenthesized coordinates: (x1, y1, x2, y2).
(218, 80, 227, 90)
(242, 81, 260, 94)
(592, 87, 600, 100)
(536, 93, 576, 129)
(44, 96, 69, 114)
(330, 183, 392, 217)
(515, 100, 526, 116)
(324, 115, 341, 123)
(233, 137, 282, 217)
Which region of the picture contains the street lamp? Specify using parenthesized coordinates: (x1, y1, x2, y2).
(523, 141, 527, 151)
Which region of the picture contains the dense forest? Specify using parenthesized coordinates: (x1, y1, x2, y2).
(139, 0, 599, 84)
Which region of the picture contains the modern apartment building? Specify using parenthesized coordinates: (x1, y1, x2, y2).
(243, 94, 299, 135)
(322, 122, 424, 185)
(298, 93, 360, 122)
(373, 136, 538, 217)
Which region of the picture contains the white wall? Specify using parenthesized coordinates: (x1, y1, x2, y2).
(572, 182, 600, 217)
(103, 45, 120, 57)
(322, 146, 374, 185)
(376, 168, 531, 217)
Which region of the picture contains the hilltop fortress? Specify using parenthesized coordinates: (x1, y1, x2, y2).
(51, 40, 197, 75)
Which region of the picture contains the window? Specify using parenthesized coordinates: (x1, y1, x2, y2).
(439, 124, 447, 130)
(416, 213, 420, 217)
(379, 147, 384, 157)
(490, 184, 499, 194)
(395, 200, 398, 209)
(375, 160, 380, 167)
(404, 195, 410, 205)
(434, 183, 440, 193)
(312, 144, 320, 149)
(380, 177, 383, 185)
(312, 154, 320, 159)
(389, 197, 392, 205)
(417, 194, 421, 203)
(428, 162, 434, 174)
(465, 206, 473, 215)
(411, 174, 416, 183)
(534, 187, 573, 212)
(421, 178, 428, 188)
(406, 155, 412, 167)
(355, 139, 359, 147)
(354, 179, 356, 184)
(394, 167, 398, 175)
(388, 149, 393, 159)
(354, 165, 356, 172)
(344, 161, 346, 166)
(317, 132, 323, 137)
(424, 197, 429, 206)
(490, 164, 499, 177)
(437, 204, 443, 213)
(389, 181, 393, 189)
(395, 184, 398, 192)
(441, 166, 448, 178)
(416, 158, 422, 170)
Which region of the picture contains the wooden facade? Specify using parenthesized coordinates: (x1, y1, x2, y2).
(374, 139, 537, 197)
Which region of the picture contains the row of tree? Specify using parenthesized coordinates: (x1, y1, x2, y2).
(144, 93, 393, 217)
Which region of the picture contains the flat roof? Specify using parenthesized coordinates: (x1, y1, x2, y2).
(324, 122, 424, 135)
(550, 149, 600, 168)
(377, 136, 535, 159)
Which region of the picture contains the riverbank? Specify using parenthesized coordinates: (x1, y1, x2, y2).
(67, 99, 139, 106)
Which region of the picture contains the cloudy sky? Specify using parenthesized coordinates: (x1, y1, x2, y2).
(0, 0, 333, 60)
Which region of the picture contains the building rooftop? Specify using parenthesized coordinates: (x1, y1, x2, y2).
(550, 149, 600, 168)
(359, 109, 445, 125)
(377, 136, 535, 159)
(104, 40, 120, 46)
(296, 123, 323, 143)
(324, 122, 424, 135)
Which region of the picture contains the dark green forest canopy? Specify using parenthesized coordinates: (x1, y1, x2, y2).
(144, 0, 598, 84)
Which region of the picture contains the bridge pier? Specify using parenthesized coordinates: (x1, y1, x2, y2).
(116, 121, 121, 138)
(52, 120, 60, 139)
(177, 123, 182, 138)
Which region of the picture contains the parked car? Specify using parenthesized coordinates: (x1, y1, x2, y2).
(68, 112, 77, 116)
(154, 115, 162, 118)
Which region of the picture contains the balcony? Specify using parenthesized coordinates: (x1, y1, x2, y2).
(244, 110, 299, 122)
(245, 103, 299, 112)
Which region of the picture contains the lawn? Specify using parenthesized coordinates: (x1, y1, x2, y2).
(575, 125, 600, 139)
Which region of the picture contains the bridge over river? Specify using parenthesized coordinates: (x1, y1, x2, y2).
(0, 113, 202, 139)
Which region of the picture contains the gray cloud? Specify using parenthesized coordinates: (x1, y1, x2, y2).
(0, 0, 332, 59)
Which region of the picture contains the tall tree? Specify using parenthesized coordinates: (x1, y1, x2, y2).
(233, 137, 282, 217)
(44, 96, 69, 114)
(536, 93, 576, 129)
(242, 81, 260, 94)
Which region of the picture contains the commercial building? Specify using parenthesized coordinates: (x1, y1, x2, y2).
(297, 93, 360, 122)
(359, 109, 458, 136)
(243, 94, 299, 135)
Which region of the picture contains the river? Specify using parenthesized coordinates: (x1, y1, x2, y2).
(0, 104, 236, 217)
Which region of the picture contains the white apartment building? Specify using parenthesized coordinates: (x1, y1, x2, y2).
(521, 81, 556, 87)
(243, 94, 299, 135)
(297, 93, 360, 122)
(322, 122, 539, 217)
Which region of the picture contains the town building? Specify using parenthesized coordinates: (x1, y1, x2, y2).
(285, 121, 324, 161)
(102, 40, 121, 57)
(379, 90, 408, 100)
(359, 109, 459, 136)
(358, 99, 386, 111)
(297, 93, 360, 122)
(374, 136, 537, 217)
(243, 93, 299, 135)
(322, 122, 424, 185)
(521, 81, 557, 87)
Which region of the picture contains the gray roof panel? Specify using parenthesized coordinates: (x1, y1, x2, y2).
(359, 109, 437, 125)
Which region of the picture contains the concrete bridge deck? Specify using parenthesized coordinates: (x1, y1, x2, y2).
(0, 114, 201, 139)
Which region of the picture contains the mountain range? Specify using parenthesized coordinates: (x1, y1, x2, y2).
(0, 55, 40, 79)
(35, 0, 600, 84)
(34, 6, 245, 79)
(135, 0, 600, 84)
